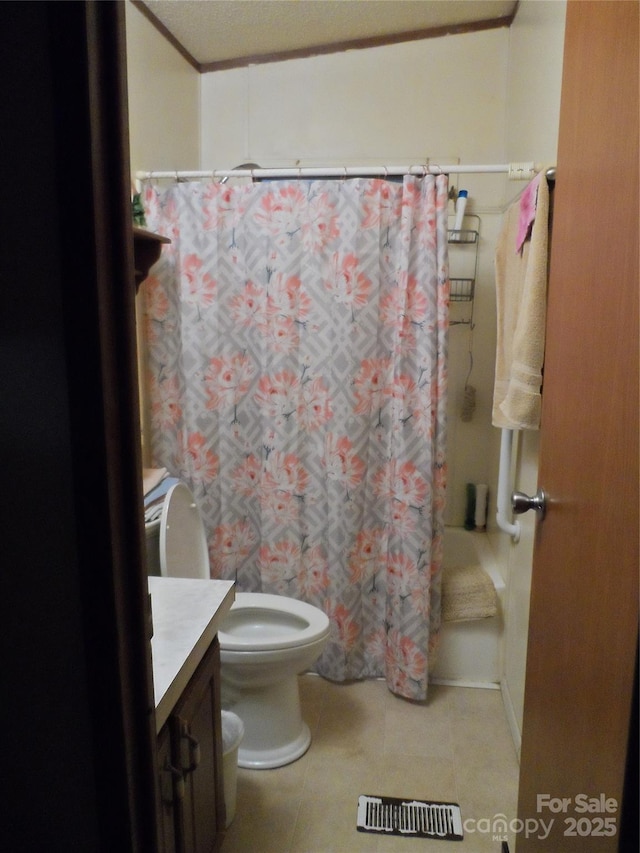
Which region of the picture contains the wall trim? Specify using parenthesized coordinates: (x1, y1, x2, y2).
(500, 678, 522, 761)
(130, 1, 517, 74)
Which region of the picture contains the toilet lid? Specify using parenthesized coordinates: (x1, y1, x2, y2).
(159, 482, 210, 579)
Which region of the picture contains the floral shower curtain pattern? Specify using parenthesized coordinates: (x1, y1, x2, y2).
(142, 175, 449, 700)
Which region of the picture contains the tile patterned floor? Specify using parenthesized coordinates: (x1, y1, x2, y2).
(221, 675, 520, 852)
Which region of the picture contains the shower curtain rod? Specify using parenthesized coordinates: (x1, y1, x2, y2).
(136, 162, 555, 182)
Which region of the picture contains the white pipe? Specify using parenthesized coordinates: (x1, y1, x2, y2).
(496, 428, 521, 542)
(135, 162, 537, 181)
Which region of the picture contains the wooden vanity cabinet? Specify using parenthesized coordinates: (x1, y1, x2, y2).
(158, 637, 226, 853)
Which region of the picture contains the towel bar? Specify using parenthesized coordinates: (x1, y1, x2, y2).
(496, 429, 521, 542)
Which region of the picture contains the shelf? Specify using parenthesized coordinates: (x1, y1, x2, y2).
(450, 278, 475, 302)
(448, 214, 478, 327)
(448, 229, 478, 244)
(133, 226, 171, 291)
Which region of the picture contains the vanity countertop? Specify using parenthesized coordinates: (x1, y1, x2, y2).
(149, 577, 235, 732)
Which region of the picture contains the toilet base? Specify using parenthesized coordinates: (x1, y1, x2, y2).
(238, 721, 311, 769)
(222, 673, 312, 769)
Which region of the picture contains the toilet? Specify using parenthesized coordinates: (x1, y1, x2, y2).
(218, 593, 329, 769)
(146, 481, 330, 769)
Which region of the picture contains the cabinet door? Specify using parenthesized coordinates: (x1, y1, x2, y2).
(173, 638, 226, 853)
(157, 724, 179, 853)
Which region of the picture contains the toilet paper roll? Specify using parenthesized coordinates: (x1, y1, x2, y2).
(474, 483, 488, 529)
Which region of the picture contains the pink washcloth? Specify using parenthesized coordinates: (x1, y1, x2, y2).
(515, 172, 542, 253)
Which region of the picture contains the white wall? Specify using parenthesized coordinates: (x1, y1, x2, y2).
(497, 0, 566, 755)
(125, 0, 201, 463)
(200, 32, 509, 176)
(125, 1, 200, 176)
(506, 0, 567, 176)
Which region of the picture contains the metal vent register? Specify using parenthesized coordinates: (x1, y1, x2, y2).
(357, 794, 463, 841)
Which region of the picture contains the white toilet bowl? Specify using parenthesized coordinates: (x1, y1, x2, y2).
(219, 593, 330, 769)
(146, 481, 330, 770)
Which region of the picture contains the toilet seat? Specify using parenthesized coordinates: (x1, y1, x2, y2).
(159, 482, 210, 579)
(218, 593, 330, 652)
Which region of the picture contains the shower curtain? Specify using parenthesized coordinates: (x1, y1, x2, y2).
(142, 175, 449, 700)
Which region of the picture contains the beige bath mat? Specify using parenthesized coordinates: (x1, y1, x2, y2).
(441, 563, 497, 622)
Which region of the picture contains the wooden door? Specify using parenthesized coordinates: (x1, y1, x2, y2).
(516, 3, 638, 850)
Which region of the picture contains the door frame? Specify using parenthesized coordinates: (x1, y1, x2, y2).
(2, 2, 159, 847)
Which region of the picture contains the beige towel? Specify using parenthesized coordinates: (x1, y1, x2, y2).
(442, 563, 498, 622)
(492, 174, 550, 429)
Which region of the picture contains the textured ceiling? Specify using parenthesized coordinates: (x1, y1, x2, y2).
(138, 0, 518, 69)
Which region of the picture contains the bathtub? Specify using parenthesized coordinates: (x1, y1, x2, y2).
(431, 527, 505, 688)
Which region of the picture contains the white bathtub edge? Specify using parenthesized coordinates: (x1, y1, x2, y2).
(432, 528, 504, 687)
(431, 677, 500, 690)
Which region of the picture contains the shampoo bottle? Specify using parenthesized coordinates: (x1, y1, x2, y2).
(452, 190, 468, 239)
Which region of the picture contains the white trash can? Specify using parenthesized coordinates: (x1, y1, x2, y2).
(221, 710, 244, 827)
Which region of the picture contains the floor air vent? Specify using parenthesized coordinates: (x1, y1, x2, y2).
(357, 794, 463, 841)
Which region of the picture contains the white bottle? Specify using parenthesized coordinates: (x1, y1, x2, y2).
(453, 189, 468, 234)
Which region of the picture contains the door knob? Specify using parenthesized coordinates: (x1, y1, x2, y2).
(511, 488, 547, 519)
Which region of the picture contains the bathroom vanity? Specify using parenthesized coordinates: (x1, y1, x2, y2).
(149, 577, 235, 853)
